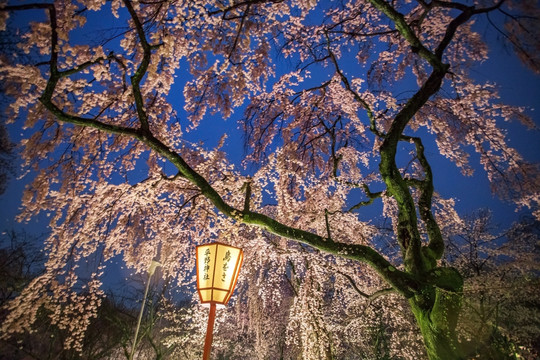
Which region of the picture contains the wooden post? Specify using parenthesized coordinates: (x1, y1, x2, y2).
(202, 302, 217, 360)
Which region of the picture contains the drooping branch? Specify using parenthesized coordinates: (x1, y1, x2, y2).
(122, 129, 421, 297)
(324, 31, 384, 138)
(486, 8, 540, 73)
(41, 88, 420, 296)
(227, 3, 251, 63)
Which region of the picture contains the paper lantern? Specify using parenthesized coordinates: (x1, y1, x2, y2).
(196, 242, 243, 305)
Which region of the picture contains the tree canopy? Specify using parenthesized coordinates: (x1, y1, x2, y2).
(0, 0, 539, 358)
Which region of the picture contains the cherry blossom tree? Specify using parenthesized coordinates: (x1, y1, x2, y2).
(0, 0, 539, 359)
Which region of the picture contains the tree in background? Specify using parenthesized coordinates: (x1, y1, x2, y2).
(0, 231, 176, 359)
(445, 210, 540, 359)
(0, 0, 539, 359)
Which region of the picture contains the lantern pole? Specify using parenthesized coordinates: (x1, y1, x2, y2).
(202, 302, 217, 360)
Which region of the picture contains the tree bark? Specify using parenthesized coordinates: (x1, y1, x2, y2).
(409, 286, 464, 360)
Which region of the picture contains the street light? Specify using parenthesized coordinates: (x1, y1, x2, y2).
(129, 259, 161, 360)
(196, 242, 243, 360)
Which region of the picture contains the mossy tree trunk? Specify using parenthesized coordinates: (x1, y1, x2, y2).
(409, 278, 464, 359)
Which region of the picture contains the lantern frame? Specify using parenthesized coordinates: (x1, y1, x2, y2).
(195, 242, 243, 305)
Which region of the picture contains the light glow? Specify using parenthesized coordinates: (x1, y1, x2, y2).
(196, 242, 243, 305)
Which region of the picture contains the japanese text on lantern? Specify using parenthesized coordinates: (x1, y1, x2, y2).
(222, 250, 231, 282)
(203, 248, 211, 280)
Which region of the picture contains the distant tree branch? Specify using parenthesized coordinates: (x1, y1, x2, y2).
(486, 10, 540, 73)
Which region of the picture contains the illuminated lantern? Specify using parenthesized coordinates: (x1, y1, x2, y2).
(196, 242, 243, 360)
(196, 242, 243, 305)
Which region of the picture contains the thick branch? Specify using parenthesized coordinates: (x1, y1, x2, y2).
(409, 136, 444, 259)
(129, 132, 421, 297)
(379, 67, 447, 274)
(242, 179, 252, 212)
(122, 0, 153, 132)
(434, 5, 475, 59)
(424, 0, 507, 59)
(39, 93, 140, 138)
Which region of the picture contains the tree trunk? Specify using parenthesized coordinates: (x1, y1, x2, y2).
(409, 286, 464, 360)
